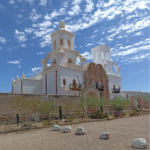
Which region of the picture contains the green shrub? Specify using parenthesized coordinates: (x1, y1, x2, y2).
(89, 111, 108, 119)
(68, 116, 74, 122)
(122, 112, 127, 116)
(43, 120, 48, 126)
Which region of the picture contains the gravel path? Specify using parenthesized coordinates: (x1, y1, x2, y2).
(0, 114, 149, 150)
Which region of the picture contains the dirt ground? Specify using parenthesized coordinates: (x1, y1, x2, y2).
(0, 114, 149, 150)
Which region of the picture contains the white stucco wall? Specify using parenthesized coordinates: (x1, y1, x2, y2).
(108, 75, 122, 93)
(22, 79, 42, 94)
(13, 81, 21, 93)
(47, 71, 56, 94)
(58, 68, 84, 95)
(42, 75, 45, 94)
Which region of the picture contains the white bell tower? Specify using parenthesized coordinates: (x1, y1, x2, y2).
(91, 45, 122, 98)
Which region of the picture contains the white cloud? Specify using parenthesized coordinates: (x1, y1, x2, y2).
(68, 5, 81, 16)
(39, 0, 47, 6)
(24, 28, 33, 34)
(84, 0, 94, 12)
(15, 30, 27, 43)
(40, 34, 51, 47)
(133, 31, 143, 36)
(18, 65, 22, 68)
(72, 0, 82, 5)
(112, 45, 150, 57)
(93, 29, 98, 33)
(0, 4, 5, 8)
(37, 52, 44, 54)
(0, 46, 2, 50)
(7, 60, 20, 64)
(9, 0, 15, 4)
(86, 43, 94, 47)
(81, 51, 92, 60)
(0, 37, 6, 43)
(21, 44, 26, 47)
(39, 21, 52, 28)
(44, 8, 66, 21)
(29, 9, 41, 22)
(32, 67, 41, 73)
(117, 36, 123, 39)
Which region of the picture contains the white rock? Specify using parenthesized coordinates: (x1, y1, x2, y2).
(101, 132, 110, 139)
(76, 127, 86, 135)
(132, 138, 147, 149)
(63, 126, 71, 133)
(53, 125, 62, 131)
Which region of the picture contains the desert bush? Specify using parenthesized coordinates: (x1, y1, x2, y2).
(43, 120, 48, 126)
(68, 116, 74, 122)
(122, 112, 127, 116)
(90, 110, 108, 119)
(113, 110, 121, 117)
(129, 111, 140, 116)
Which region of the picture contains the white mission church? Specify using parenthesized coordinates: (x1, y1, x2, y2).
(11, 21, 149, 99)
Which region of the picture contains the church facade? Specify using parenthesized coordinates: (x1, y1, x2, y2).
(11, 21, 149, 99)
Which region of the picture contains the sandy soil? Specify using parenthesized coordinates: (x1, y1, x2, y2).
(0, 114, 149, 150)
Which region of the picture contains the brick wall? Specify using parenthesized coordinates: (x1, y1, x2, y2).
(0, 93, 133, 115)
(143, 101, 150, 109)
(0, 93, 81, 115)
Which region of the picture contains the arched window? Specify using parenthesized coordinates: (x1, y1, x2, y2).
(73, 79, 76, 89)
(101, 52, 104, 59)
(63, 79, 66, 86)
(60, 38, 63, 46)
(52, 59, 56, 64)
(67, 39, 71, 48)
(68, 58, 73, 64)
(54, 40, 56, 49)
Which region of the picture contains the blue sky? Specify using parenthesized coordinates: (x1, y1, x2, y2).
(0, 0, 149, 93)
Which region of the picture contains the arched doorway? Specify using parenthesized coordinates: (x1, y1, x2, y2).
(87, 92, 98, 113)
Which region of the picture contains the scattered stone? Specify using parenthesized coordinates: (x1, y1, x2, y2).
(76, 127, 86, 135)
(101, 132, 110, 139)
(63, 126, 71, 133)
(21, 122, 31, 128)
(53, 125, 62, 131)
(132, 138, 147, 149)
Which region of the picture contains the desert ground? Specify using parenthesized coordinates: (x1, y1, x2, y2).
(0, 114, 149, 150)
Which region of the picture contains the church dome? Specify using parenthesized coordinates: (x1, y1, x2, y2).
(37, 70, 42, 76)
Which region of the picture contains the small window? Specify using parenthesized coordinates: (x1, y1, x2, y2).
(67, 39, 71, 48)
(60, 38, 63, 46)
(54, 40, 56, 49)
(63, 79, 66, 86)
(95, 82, 98, 88)
(73, 79, 76, 89)
(53, 59, 56, 64)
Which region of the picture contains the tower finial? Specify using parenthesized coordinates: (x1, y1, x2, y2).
(59, 20, 66, 28)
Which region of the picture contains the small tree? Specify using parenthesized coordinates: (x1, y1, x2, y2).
(46, 101, 58, 121)
(10, 95, 33, 123)
(110, 96, 131, 113)
(62, 100, 73, 115)
(78, 94, 108, 116)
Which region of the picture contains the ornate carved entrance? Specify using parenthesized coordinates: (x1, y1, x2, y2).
(84, 62, 110, 99)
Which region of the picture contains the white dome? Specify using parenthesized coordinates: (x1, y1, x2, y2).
(37, 70, 42, 76)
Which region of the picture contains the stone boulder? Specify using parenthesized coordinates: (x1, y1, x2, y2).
(101, 132, 110, 139)
(132, 138, 147, 149)
(63, 126, 71, 133)
(76, 127, 86, 135)
(53, 125, 62, 131)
